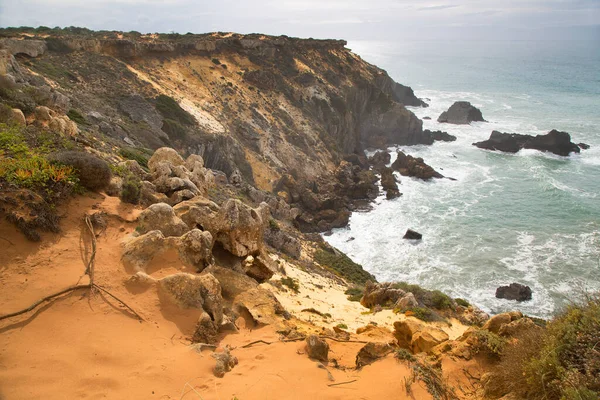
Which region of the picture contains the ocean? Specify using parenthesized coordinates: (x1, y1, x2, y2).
(326, 40, 600, 318)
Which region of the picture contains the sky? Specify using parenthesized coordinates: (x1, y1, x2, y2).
(0, 0, 599, 41)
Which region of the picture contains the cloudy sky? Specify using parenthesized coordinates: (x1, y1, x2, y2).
(1, 0, 598, 41)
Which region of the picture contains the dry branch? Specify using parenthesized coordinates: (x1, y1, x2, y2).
(0, 214, 143, 323)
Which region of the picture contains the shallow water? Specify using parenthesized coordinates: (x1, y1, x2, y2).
(326, 40, 600, 318)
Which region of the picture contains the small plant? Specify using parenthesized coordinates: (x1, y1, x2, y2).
(281, 277, 299, 293)
(345, 287, 363, 302)
(66, 109, 86, 124)
(405, 307, 440, 322)
(211, 58, 221, 65)
(268, 218, 280, 231)
(0, 155, 79, 190)
(471, 329, 507, 358)
(336, 323, 348, 330)
(120, 174, 142, 204)
(155, 94, 195, 126)
(430, 290, 452, 310)
(395, 348, 415, 362)
(118, 147, 151, 169)
(455, 298, 470, 307)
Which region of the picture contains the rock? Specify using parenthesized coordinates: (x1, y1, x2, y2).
(243, 253, 275, 282)
(168, 189, 196, 206)
(411, 328, 449, 353)
(578, 142, 590, 150)
(159, 273, 222, 319)
(495, 283, 532, 302)
(8, 109, 26, 126)
(393, 319, 424, 349)
(391, 151, 443, 180)
(474, 130, 581, 156)
(105, 176, 123, 197)
(380, 167, 401, 200)
(214, 199, 268, 257)
(234, 287, 284, 326)
(305, 335, 329, 362)
(403, 229, 422, 240)
(360, 281, 406, 308)
(177, 229, 215, 271)
(229, 169, 242, 186)
(211, 346, 238, 377)
(437, 101, 485, 124)
(523, 130, 581, 156)
(139, 181, 169, 206)
(423, 116, 431, 120)
(174, 196, 221, 230)
(368, 151, 391, 168)
(425, 129, 456, 142)
(498, 317, 540, 338)
(264, 228, 302, 259)
(118, 160, 148, 179)
(202, 265, 258, 299)
(458, 305, 490, 327)
(482, 312, 520, 334)
(355, 342, 393, 368)
(137, 203, 189, 237)
(122, 230, 167, 271)
(147, 147, 185, 173)
(395, 292, 418, 309)
(0, 38, 47, 57)
(193, 312, 219, 344)
(34, 106, 52, 122)
(185, 154, 205, 170)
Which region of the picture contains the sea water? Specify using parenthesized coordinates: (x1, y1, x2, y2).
(326, 40, 600, 318)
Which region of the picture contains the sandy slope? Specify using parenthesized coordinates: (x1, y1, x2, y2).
(0, 194, 479, 399)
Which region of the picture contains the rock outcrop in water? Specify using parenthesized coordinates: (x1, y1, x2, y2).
(438, 101, 485, 124)
(391, 151, 443, 180)
(473, 130, 581, 156)
(495, 283, 532, 301)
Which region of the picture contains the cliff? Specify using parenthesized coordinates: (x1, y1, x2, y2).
(1, 30, 430, 230)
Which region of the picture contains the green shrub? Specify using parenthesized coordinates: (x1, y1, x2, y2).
(49, 151, 111, 190)
(395, 348, 415, 362)
(161, 118, 187, 141)
(211, 58, 221, 65)
(155, 95, 195, 126)
(0, 123, 29, 156)
(120, 175, 141, 204)
(430, 290, 452, 310)
(336, 323, 348, 330)
(405, 307, 440, 322)
(392, 282, 453, 310)
(269, 218, 280, 231)
(281, 277, 299, 293)
(455, 298, 470, 307)
(118, 147, 151, 169)
(314, 248, 374, 285)
(67, 109, 86, 124)
(471, 329, 507, 359)
(345, 287, 363, 302)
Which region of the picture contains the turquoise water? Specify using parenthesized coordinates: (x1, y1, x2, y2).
(326, 40, 600, 318)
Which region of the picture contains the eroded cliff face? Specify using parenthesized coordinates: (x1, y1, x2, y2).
(0, 30, 428, 231)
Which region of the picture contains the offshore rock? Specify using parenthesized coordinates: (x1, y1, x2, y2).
(495, 283, 532, 302)
(438, 101, 485, 124)
(473, 130, 581, 156)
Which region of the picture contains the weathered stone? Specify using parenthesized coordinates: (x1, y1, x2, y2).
(411, 328, 449, 353)
(395, 293, 418, 309)
(393, 319, 424, 349)
(122, 230, 166, 271)
(305, 335, 329, 361)
(234, 287, 284, 326)
(202, 265, 258, 299)
(211, 346, 238, 377)
(148, 147, 185, 173)
(137, 203, 189, 237)
(361, 281, 406, 308)
(193, 312, 219, 345)
(243, 253, 275, 282)
(498, 317, 540, 338)
(403, 229, 422, 240)
(482, 313, 515, 334)
(8, 108, 26, 126)
(105, 176, 123, 197)
(392, 151, 443, 180)
(177, 229, 214, 271)
(0, 38, 47, 57)
(355, 342, 393, 367)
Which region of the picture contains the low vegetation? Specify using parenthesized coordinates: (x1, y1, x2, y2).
(118, 147, 152, 169)
(345, 287, 363, 302)
(280, 277, 299, 293)
(49, 151, 111, 190)
(155, 94, 195, 126)
(392, 282, 453, 310)
(487, 294, 600, 399)
(314, 247, 375, 285)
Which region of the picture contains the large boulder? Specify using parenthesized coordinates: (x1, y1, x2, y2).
(426, 129, 457, 142)
(391, 151, 443, 180)
(178, 229, 215, 271)
(437, 101, 485, 124)
(137, 203, 189, 237)
(380, 167, 401, 200)
(473, 130, 581, 157)
(122, 230, 167, 271)
(305, 335, 329, 362)
(202, 265, 258, 299)
(242, 254, 275, 283)
(213, 199, 269, 257)
(234, 287, 284, 326)
(361, 281, 406, 308)
(355, 342, 393, 368)
(482, 311, 523, 334)
(159, 273, 223, 321)
(148, 147, 185, 173)
(411, 328, 449, 353)
(495, 283, 532, 302)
